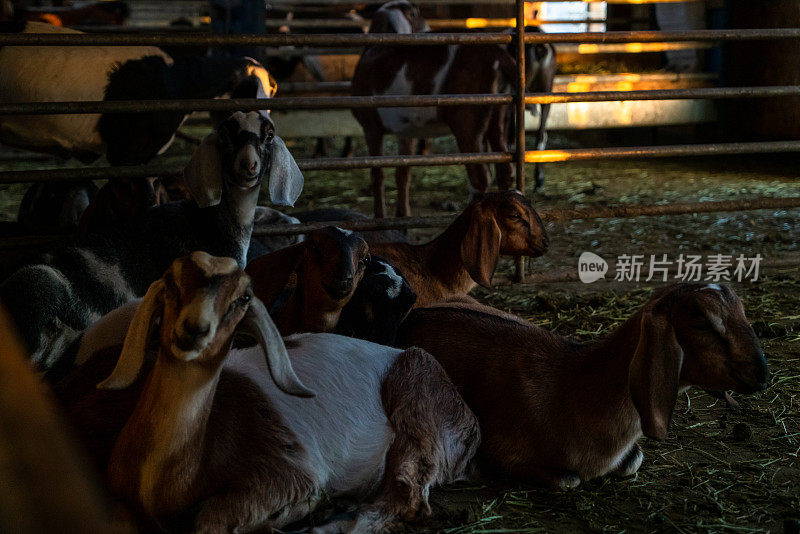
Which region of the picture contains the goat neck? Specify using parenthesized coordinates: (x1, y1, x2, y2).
(210, 179, 260, 266)
(557, 309, 647, 438)
(423, 207, 480, 296)
(109, 340, 229, 519)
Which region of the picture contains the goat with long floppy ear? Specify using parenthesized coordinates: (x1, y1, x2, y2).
(460, 204, 502, 288)
(236, 297, 313, 397)
(183, 132, 223, 208)
(183, 108, 303, 209)
(247, 243, 307, 311)
(97, 268, 312, 397)
(629, 307, 684, 440)
(97, 278, 164, 390)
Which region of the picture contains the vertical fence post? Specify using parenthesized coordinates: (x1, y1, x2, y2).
(514, 0, 527, 282)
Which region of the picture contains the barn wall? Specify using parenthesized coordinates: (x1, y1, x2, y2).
(723, 0, 800, 140)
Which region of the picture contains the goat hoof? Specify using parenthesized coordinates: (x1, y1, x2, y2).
(614, 444, 644, 478)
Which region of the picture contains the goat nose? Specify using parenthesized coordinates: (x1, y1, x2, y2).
(182, 319, 210, 338)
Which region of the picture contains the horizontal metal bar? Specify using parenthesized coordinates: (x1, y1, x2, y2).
(4, 140, 800, 184)
(524, 85, 800, 105)
(252, 196, 800, 236)
(6, 195, 797, 249)
(0, 32, 510, 46)
(2, 29, 800, 47)
(5, 85, 800, 116)
(523, 141, 800, 163)
(0, 153, 510, 184)
(258, 18, 607, 29)
(0, 164, 185, 185)
(0, 94, 512, 116)
(298, 152, 512, 171)
(3, 192, 799, 253)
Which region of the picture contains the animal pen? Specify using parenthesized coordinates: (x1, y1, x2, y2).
(1, 0, 800, 532)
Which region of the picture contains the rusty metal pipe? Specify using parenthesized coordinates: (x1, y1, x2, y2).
(3, 141, 800, 184)
(4, 86, 800, 116)
(251, 196, 800, 236)
(4, 197, 799, 248)
(2, 29, 800, 47)
(0, 94, 513, 115)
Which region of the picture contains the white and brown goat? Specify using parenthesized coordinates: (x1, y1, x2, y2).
(65, 251, 478, 532)
(397, 283, 769, 488)
(351, 1, 556, 217)
(369, 190, 548, 306)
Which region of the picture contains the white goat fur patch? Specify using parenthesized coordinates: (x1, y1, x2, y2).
(226, 333, 401, 496)
(0, 22, 169, 155)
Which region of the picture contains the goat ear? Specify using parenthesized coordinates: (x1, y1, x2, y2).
(460, 208, 502, 288)
(97, 279, 165, 390)
(267, 136, 304, 207)
(237, 297, 315, 397)
(629, 309, 684, 440)
(183, 132, 222, 208)
(246, 243, 306, 308)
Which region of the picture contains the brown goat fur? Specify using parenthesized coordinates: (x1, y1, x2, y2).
(370, 191, 548, 307)
(246, 226, 369, 334)
(62, 251, 479, 532)
(396, 283, 768, 488)
(351, 4, 556, 217)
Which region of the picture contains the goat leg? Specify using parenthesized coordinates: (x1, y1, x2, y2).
(364, 131, 387, 218)
(377, 347, 480, 524)
(533, 103, 551, 189)
(486, 105, 514, 191)
(395, 137, 415, 218)
(193, 480, 319, 533)
(341, 137, 355, 159)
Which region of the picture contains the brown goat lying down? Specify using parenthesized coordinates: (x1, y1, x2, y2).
(246, 226, 369, 335)
(370, 190, 548, 307)
(58, 252, 479, 532)
(397, 283, 769, 488)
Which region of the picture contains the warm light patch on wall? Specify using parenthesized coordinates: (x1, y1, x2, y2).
(567, 82, 592, 93)
(614, 101, 634, 124)
(465, 18, 540, 28)
(567, 103, 591, 126)
(525, 150, 573, 163)
(576, 42, 707, 54)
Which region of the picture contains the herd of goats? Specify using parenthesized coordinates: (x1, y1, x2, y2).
(0, 2, 771, 532)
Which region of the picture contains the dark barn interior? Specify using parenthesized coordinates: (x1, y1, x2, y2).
(0, 1, 798, 532)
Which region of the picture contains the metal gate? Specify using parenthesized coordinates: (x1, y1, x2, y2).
(2, 1, 800, 275)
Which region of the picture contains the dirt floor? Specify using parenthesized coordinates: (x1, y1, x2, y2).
(1, 131, 798, 533)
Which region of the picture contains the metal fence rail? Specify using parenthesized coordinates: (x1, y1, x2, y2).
(3, 141, 800, 185)
(3, 28, 800, 47)
(2, 85, 800, 116)
(251, 196, 800, 236)
(1, 20, 800, 266)
(5, 196, 798, 250)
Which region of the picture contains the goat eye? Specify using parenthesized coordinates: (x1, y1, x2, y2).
(265, 130, 275, 143)
(238, 294, 251, 304)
